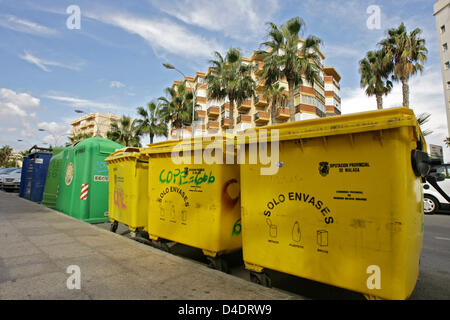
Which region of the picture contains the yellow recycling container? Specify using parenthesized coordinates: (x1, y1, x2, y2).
(142, 135, 241, 272)
(105, 148, 149, 233)
(240, 108, 427, 300)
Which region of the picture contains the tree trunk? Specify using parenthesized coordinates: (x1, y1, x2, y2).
(376, 94, 383, 110)
(271, 100, 276, 125)
(402, 78, 409, 108)
(150, 133, 154, 145)
(229, 98, 235, 131)
(288, 80, 296, 122)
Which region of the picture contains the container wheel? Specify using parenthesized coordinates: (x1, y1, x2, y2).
(110, 221, 118, 233)
(206, 256, 230, 274)
(250, 271, 272, 288)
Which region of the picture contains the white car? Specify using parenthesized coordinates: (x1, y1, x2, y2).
(423, 163, 450, 214)
(1, 168, 22, 192)
(0, 168, 19, 191)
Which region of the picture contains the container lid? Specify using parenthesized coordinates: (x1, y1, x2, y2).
(105, 147, 146, 162)
(142, 134, 236, 156)
(239, 108, 422, 144)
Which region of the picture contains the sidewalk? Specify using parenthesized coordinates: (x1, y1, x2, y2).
(0, 191, 301, 300)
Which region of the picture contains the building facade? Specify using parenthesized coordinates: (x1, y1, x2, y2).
(70, 113, 120, 138)
(434, 0, 450, 137)
(169, 40, 341, 140)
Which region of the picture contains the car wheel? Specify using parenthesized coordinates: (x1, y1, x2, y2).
(424, 195, 439, 215)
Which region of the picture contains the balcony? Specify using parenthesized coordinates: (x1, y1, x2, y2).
(254, 112, 270, 125)
(256, 80, 266, 91)
(315, 91, 325, 104)
(237, 99, 252, 112)
(237, 114, 251, 124)
(196, 110, 206, 118)
(221, 103, 230, 112)
(221, 118, 230, 129)
(254, 95, 268, 108)
(275, 107, 290, 121)
(334, 93, 341, 104)
(255, 62, 264, 76)
(207, 106, 220, 118)
(207, 121, 219, 130)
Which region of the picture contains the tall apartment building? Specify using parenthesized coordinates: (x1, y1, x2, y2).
(434, 0, 450, 137)
(70, 113, 120, 138)
(169, 40, 341, 140)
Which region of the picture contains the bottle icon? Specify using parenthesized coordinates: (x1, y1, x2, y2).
(317, 230, 328, 247)
(266, 218, 277, 238)
(292, 221, 301, 242)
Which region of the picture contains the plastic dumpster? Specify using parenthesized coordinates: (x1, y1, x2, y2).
(105, 148, 149, 233)
(42, 147, 65, 208)
(18, 146, 53, 203)
(239, 108, 427, 300)
(55, 137, 123, 223)
(143, 135, 241, 272)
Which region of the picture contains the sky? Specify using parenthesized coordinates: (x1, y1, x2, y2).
(0, 0, 448, 159)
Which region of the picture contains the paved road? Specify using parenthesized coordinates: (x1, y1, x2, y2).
(97, 209, 450, 300)
(0, 191, 300, 300)
(2, 190, 449, 299)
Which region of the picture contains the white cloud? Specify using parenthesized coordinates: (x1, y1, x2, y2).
(0, 14, 58, 37)
(86, 11, 225, 59)
(110, 81, 126, 88)
(0, 89, 42, 148)
(37, 121, 70, 146)
(341, 67, 449, 160)
(150, 0, 280, 42)
(43, 94, 130, 113)
(19, 51, 83, 72)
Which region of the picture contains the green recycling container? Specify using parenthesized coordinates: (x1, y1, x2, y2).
(42, 147, 65, 208)
(55, 138, 123, 223)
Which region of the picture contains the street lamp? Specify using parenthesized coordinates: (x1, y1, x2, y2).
(162, 62, 197, 138)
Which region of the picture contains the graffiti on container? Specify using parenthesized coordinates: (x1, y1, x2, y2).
(263, 192, 334, 225)
(222, 179, 240, 210)
(159, 186, 190, 207)
(159, 168, 215, 186)
(94, 161, 108, 174)
(232, 218, 241, 236)
(114, 189, 126, 209)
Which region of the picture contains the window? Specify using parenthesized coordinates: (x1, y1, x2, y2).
(444, 43, 448, 52)
(441, 25, 446, 34)
(447, 81, 450, 90)
(445, 61, 450, 70)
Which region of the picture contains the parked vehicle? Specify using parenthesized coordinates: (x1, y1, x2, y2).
(0, 168, 19, 190)
(1, 168, 22, 192)
(423, 163, 450, 214)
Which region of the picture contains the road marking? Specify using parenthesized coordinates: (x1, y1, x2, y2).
(435, 237, 450, 241)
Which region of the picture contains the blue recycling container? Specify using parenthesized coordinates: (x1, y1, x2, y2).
(18, 156, 30, 198)
(19, 146, 53, 203)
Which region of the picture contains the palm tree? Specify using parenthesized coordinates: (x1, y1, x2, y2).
(135, 101, 168, 145)
(264, 82, 288, 125)
(206, 48, 256, 130)
(379, 22, 428, 108)
(107, 116, 141, 147)
(0, 145, 13, 167)
(417, 113, 433, 137)
(359, 50, 393, 110)
(445, 137, 450, 148)
(257, 17, 322, 122)
(159, 83, 195, 137)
